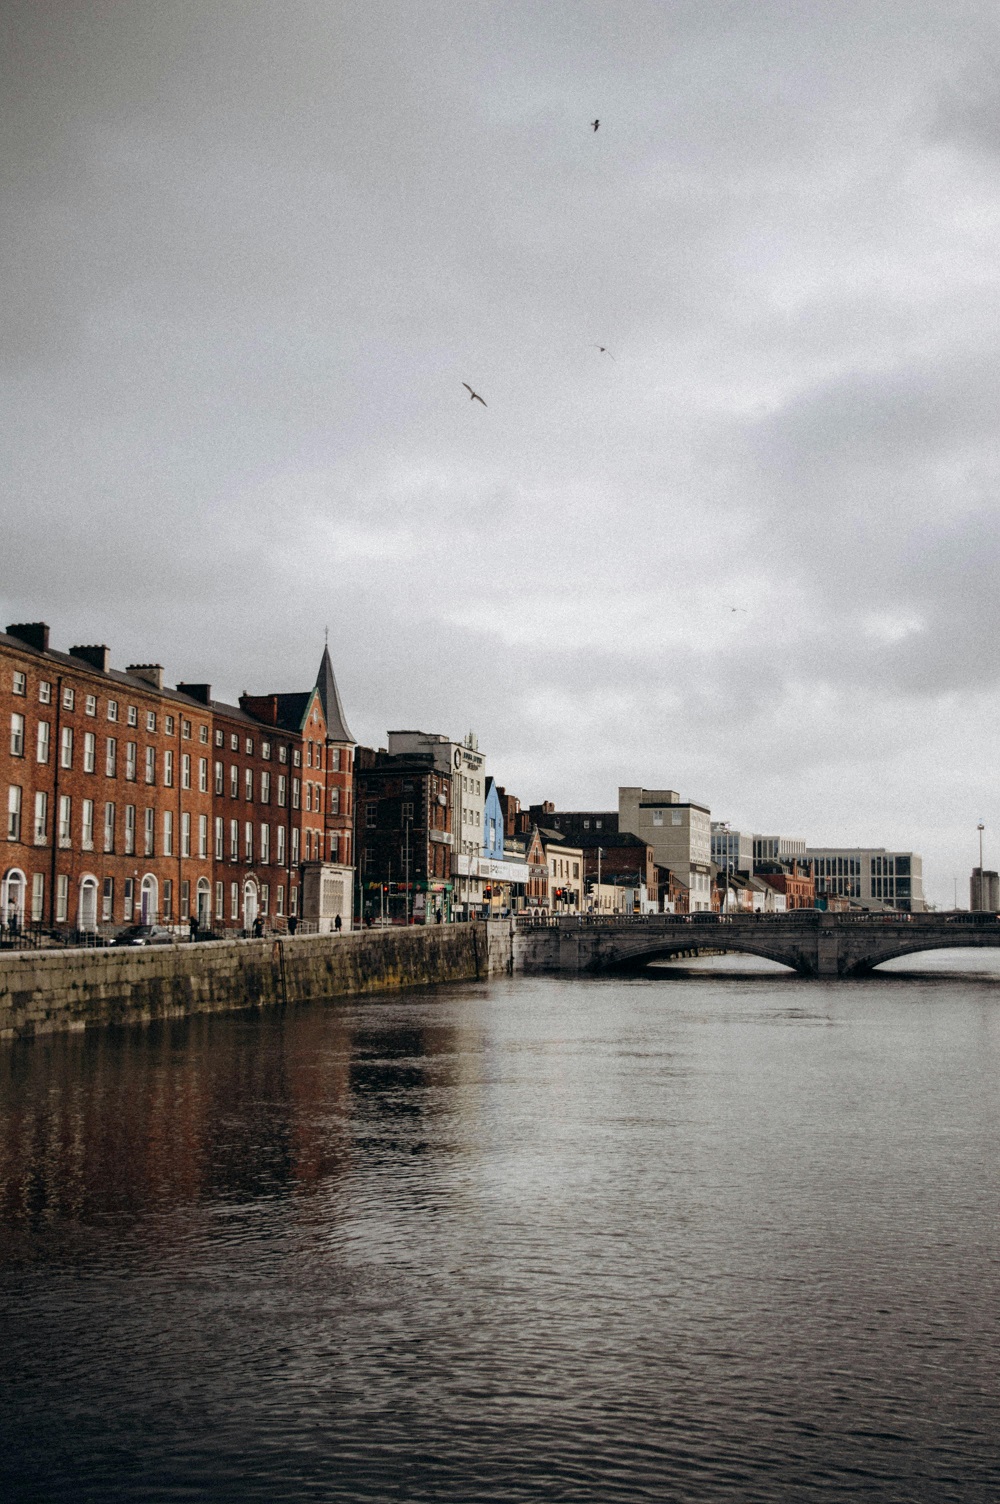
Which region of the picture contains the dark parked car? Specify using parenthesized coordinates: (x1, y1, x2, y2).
(112, 924, 176, 947)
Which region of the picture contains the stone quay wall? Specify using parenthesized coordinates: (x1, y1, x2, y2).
(0, 921, 513, 1041)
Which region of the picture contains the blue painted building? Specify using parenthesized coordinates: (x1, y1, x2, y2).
(483, 777, 504, 860)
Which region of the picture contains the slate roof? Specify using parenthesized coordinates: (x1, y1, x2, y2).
(316, 644, 355, 743)
(0, 630, 208, 711)
(573, 831, 650, 851)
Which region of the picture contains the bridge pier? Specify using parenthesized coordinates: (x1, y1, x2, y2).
(816, 928, 841, 978)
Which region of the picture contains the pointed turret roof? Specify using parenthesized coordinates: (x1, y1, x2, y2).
(316, 643, 355, 744)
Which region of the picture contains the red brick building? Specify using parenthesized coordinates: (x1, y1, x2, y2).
(1, 625, 213, 933)
(2, 622, 356, 937)
(756, 863, 815, 910)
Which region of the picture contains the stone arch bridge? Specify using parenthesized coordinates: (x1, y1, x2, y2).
(514, 912, 1000, 979)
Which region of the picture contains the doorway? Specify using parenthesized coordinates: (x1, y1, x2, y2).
(140, 875, 158, 924)
(2, 869, 26, 932)
(79, 877, 98, 932)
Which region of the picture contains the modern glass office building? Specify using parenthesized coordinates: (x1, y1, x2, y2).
(807, 848, 924, 912)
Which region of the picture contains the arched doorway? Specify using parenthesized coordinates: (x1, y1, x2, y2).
(79, 876, 98, 932)
(197, 877, 211, 929)
(2, 868, 26, 932)
(243, 880, 258, 932)
(140, 874, 158, 924)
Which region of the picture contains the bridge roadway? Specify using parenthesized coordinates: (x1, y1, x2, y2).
(514, 911, 1000, 979)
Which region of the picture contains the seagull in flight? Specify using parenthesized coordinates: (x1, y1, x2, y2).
(593, 345, 615, 359)
(729, 606, 748, 613)
(591, 119, 599, 131)
(462, 383, 487, 406)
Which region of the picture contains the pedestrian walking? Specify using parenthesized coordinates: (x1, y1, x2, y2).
(335, 913, 342, 933)
(287, 914, 298, 936)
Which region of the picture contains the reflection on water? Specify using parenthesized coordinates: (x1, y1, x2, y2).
(2, 961, 1000, 1501)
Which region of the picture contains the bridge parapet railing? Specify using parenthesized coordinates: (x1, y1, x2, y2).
(515, 909, 986, 934)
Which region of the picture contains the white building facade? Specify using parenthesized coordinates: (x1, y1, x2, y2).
(807, 847, 925, 912)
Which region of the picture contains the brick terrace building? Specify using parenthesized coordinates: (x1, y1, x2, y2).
(2, 625, 213, 933)
(2, 623, 355, 936)
(238, 676, 354, 932)
(756, 863, 815, 910)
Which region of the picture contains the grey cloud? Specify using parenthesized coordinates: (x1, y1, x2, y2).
(3, 0, 1000, 905)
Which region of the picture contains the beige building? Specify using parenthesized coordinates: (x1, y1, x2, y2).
(539, 830, 584, 911)
(619, 786, 713, 911)
(589, 880, 631, 916)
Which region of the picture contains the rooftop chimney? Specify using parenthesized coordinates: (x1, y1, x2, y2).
(127, 664, 164, 691)
(70, 644, 110, 672)
(177, 682, 212, 705)
(5, 622, 50, 653)
(239, 694, 279, 724)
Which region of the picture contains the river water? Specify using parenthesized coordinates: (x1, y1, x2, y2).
(2, 953, 1000, 1502)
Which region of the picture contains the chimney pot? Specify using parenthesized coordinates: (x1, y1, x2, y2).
(70, 644, 110, 672)
(127, 664, 164, 691)
(5, 622, 50, 653)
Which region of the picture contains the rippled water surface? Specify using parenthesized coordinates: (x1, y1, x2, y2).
(3, 954, 1000, 1501)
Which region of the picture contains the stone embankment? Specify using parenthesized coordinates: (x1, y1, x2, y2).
(0, 921, 513, 1041)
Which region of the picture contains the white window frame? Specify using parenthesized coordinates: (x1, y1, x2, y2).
(33, 790, 47, 845)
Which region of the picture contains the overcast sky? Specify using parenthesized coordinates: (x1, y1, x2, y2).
(3, 1, 999, 905)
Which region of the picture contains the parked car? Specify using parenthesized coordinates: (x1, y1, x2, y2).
(112, 924, 176, 947)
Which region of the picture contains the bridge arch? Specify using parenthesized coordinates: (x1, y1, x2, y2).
(594, 936, 807, 975)
(858, 934, 1000, 974)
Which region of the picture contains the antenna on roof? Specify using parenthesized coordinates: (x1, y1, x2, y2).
(325, 624, 329, 646)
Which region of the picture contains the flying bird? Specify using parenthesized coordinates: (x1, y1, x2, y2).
(591, 119, 599, 131)
(462, 383, 487, 406)
(729, 606, 748, 613)
(593, 345, 615, 359)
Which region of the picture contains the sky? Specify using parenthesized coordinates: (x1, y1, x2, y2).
(2, 0, 999, 906)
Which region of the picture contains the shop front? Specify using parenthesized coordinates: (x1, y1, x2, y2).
(363, 878, 453, 925)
